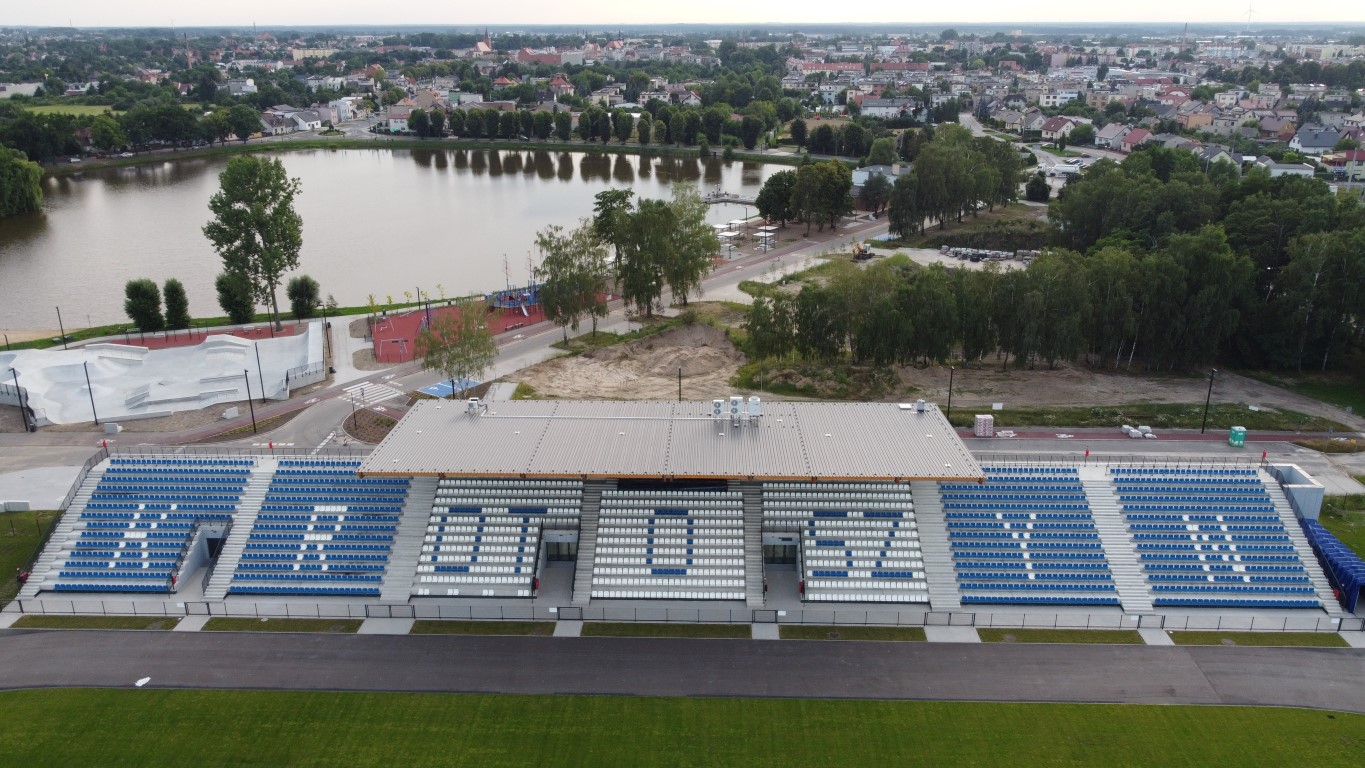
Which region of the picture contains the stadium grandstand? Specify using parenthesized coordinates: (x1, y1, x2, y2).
(14, 398, 1360, 624)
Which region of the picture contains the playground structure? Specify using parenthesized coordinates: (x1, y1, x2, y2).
(370, 287, 547, 365)
(1, 321, 325, 426)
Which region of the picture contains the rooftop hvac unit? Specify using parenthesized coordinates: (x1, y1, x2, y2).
(748, 395, 762, 418)
(915, 398, 926, 413)
(729, 395, 743, 418)
(712, 399, 725, 418)
(466, 397, 481, 415)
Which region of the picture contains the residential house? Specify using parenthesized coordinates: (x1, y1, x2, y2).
(1345, 112, 1365, 130)
(386, 105, 414, 133)
(1094, 122, 1131, 149)
(860, 98, 921, 119)
(995, 109, 1026, 133)
(1343, 149, 1365, 181)
(1288, 125, 1342, 156)
(1258, 116, 1297, 142)
(222, 78, 258, 96)
(1197, 146, 1238, 169)
(1119, 128, 1152, 153)
(1040, 116, 1078, 141)
(258, 112, 292, 136)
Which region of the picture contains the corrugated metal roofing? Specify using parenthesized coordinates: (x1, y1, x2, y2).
(361, 399, 984, 481)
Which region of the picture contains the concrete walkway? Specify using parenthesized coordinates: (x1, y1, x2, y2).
(1139, 628, 1175, 646)
(925, 626, 980, 643)
(751, 623, 779, 640)
(358, 618, 415, 635)
(552, 620, 582, 637)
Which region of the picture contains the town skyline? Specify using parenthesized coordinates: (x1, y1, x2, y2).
(9, 1, 1365, 30)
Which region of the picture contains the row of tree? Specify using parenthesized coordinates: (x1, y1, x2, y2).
(885, 126, 1024, 235)
(754, 160, 856, 234)
(122, 274, 323, 331)
(534, 187, 720, 336)
(0, 146, 42, 218)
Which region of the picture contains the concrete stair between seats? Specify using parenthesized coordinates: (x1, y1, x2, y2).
(908, 481, 961, 611)
(739, 482, 765, 608)
(20, 468, 105, 598)
(201, 459, 277, 600)
(1261, 469, 1343, 615)
(1077, 465, 1154, 614)
(570, 480, 612, 605)
(378, 476, 439, 602)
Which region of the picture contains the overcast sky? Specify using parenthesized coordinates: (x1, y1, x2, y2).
(11, 1, 1363, 29)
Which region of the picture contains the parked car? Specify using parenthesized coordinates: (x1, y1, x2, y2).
(119, 152, 134, 158)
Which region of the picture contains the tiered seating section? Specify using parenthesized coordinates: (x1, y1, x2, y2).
(593, 486, 744, 600)
(941, 467, 1118, 606)
(227, 459, 409, 596)
(1301, 518, 1363, 613)
(54, 457, 248, 593)
(416, 478, 581, 596)
(1112, 467, 1319, 608)
(765, 482, 927, 603)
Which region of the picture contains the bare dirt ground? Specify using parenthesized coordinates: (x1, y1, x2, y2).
(348, 317, 371, 340)
(351, 348, 391, 371)
(0, 329, 61, 344)
(514, 324, 746, 400)
(511, 324, 1365, 431)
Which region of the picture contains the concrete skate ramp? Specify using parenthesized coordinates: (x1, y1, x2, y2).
(2, 321, 323, 425)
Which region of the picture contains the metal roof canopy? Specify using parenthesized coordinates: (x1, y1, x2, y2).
(361, 399, 984, 482)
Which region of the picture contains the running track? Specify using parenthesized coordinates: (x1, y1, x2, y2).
(1, 631, 1363, 712)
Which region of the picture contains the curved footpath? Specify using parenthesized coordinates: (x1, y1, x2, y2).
(0, 630, 1362, 712)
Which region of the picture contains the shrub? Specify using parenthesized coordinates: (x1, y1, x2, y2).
(287, 275, 321, 319)
(215, 271, 255, 325)
(163, 278, 191, 330)
(123, 279, 164, 332)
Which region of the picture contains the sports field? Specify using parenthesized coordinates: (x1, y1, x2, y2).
(0, 689, 1359, 767)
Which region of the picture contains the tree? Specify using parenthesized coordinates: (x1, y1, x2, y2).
(408, 108, 430, 137)
(592, 188, 636, 265)
(1025, 172, 1051, 202)
(789, 118, 807, 148)
(203, 156, 304, 329)
(227, 104, 261, 142)
(613, 110, 633, 144)
(740, 115, 763, 149)
(536, 220, 611, 338)
(755, 169, 797, 225)
(415, 297, 497, 399)
(887, 173, 921, 237)
(90, 115, 126, 152)
(124, 279, 165, 332)
(429, 109, 446, 137)
(619, 199, 671, 316)
(860, 173, 892, 215)
(636, 113, 652, 146)
(287, 275, 321, 319)
(163, 279, 191, 330)
(554, 110, 572, 141)
(595, 111, 612, 144)
(1069, 123, 1096, 146)
(0, 147, 42, 219)
(662, 186, 721, 306)
(215, 271, 256, 325)
(533, 110, 553, 140)
(483, 109, 500, 138)
(866, 137, 899, 166)
(500, 110, 520, 139)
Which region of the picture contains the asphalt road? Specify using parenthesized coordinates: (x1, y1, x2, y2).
(1, 630, 1362, 711)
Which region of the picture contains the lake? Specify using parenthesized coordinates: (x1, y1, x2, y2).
(0, 148, 779, 330)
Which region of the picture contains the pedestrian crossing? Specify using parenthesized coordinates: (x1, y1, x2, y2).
(342, 381, 404, 406)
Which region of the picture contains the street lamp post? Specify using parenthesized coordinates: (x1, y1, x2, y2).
(1200, 368, 1218, 434)
(55, 306, 68, 349)
(254, 344, 267, 404)
(946, 365, 955, 421)
(243, 369, 258, 434)
(83, 361, 99, 425)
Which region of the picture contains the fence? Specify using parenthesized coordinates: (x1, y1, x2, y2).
(974, 452, 1264, 468)
(0, 381, 27, 407)
(100, 444, 371, 460)
(285, 361, 327, 391)
(14, 598, 1360, 632)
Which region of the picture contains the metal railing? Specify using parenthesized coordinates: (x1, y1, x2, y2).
(58, 446, 111, 513)
(10, 597, 1363, 633)
(103, 445, 371, 460)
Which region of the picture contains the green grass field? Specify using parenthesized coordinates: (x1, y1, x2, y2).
(1320, 491, 1365, 559)
(11, 615, 180, 630)
(977, 628, 1144, 644)
(202, 618, 362, 633)
(409, 620, 554, 636)
(581, 622, 751, 639)
(779, 625, 926, 641)
(0, 690, 1359, 767)
(1167, 631, 1350, 647)
(0, 511, 60, 608)
(22, 104, 117, 116)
